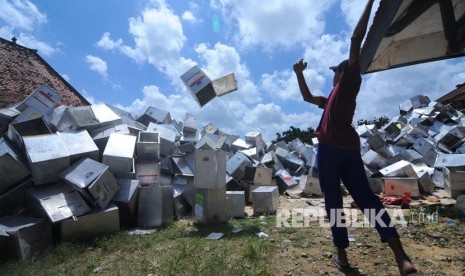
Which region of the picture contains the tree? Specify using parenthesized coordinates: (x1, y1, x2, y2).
(273, 126, 316, 144)
(356, 116, 390, 129)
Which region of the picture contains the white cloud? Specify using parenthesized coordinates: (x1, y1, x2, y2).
(85, 55, 108, 79)
(16, 33, 56, 56)
(0, 1, 56, 56)
(96, 32, 123, 51)
(211, 0, 337, 50)
(126, 84, 199, 122)
(356, 59, 465, 123)
(182, 11, 197, 24)
(0, 0, 46, 31)
(261, 68, 326, 102)
(340, 0, 381, 31)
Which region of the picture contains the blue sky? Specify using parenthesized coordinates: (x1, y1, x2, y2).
(1, 0, 465, 142)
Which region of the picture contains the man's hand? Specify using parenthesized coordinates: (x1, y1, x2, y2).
(293, 58, 307, 74)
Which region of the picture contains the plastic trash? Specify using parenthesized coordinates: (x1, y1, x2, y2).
(256, 232, 269, 239)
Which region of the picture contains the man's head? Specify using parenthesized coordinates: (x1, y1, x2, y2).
(330, 59, 348, 87)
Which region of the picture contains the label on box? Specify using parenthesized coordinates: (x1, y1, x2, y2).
(195, 194, 204, 205)
(195, 204, 203, 221)
(17, 85, 61, 113)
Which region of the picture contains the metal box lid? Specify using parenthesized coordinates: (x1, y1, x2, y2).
(23, 133, 70, 163)
(26, 183, 91, 223)
(91, 104, 122, 128)
(60, 158, 109, 189)
(57, 130, 99, 160)
(103, 133, 136, 158)
(57, 106, 99, 131)
(252, 185, 278, 194)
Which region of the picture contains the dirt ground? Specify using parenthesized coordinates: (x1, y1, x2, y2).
(250, 190, 465, 276)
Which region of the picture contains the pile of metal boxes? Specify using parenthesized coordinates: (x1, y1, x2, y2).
(1, 85, 464, 260)
(360, 95, 465, 199)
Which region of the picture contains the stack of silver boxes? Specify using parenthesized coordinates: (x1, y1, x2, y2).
(2, 84, 465, 261)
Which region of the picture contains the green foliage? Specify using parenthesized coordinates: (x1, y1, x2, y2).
(273, 126, 315, 144)
(274, 117, 389, 145)
(356, 116, 390, 129)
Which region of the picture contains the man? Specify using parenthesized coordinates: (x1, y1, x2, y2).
(293, 1, 420, 275)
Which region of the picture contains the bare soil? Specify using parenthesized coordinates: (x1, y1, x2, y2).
(264, 192, 465, 276)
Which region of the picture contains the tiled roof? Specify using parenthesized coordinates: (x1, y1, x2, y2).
(0, 36, 90, 109)
(436, 83, 465, 105)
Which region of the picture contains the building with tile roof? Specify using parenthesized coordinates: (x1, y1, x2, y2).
(0, 36, 90, 109)
(436, 82, 465, 111)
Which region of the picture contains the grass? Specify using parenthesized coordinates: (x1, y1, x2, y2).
(1, 206, 463, 275)
(0, 217, 276, 276)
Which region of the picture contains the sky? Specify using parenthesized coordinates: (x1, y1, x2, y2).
(1, 0, 465, 143)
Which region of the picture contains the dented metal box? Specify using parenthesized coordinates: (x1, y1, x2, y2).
(194, 187, 227, 225)
(183, 112, 198, 133)
(0, 106, 20, 133)
(146, 123, 177, 156)
(23, 134, 70, 185)
(60, 158, 119, 209)
(57, 130, 99, 164)
(138, 184, 174, 228)
(212, 72, 238, 97)
(136, 106, 172, 126)
(135, 162, 160, 185)
(0, 138, 30, 194)
(443, 167, 465, 199)
(180, 65, 216, 107)
(276, 169, 298, 194)
(136, 131, 160, 161)
(16, 84, 61, 114)
(434, 154, 465, 168)
(226, 152, 251, 181)
(60, 204, 120, 241)
(379, 160, 417, 177)
(26, 183, 91, 223)
(383, 177, 420, 198)
(57, 106, 99, 131)
(91, 124, 131, 155)
(7, 117, 53, 151)
(194, 150, 227, 189)
(300, 175, 323, 196)
(244, 166, 273, 185)
(91, 104, 122, 129)
(226, 191, 245, 218)
(0, 216, 52, 260)
(112, 178, 140, 228)
(252, 186, 279, 214)
(0, 179, 33, 217)
(102, 133, 136, 177)
(170, 156, 193, 176)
